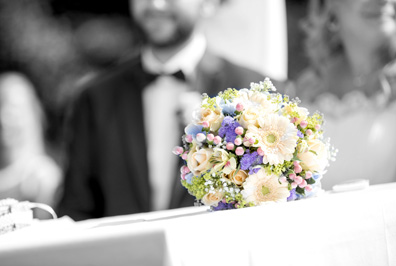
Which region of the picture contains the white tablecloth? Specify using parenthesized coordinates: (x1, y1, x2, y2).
(0, 182, 395, 266)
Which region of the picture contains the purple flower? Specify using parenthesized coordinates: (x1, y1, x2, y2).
(287, 189, 297, 201)
(240, 150, 263, 173)
(297, 130, 304, 138)
(249, 167, 261, 175)
(211, 201, 235, 211)
(218, 116, 241, 142)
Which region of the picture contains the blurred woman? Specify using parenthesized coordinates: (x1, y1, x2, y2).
(0, 73, 62, 209)
(295, 0, 396, 190)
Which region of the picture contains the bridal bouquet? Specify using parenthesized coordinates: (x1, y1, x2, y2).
(173, 79, 335, 210)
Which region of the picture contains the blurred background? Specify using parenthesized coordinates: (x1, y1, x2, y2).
(0, 0, 308, 155)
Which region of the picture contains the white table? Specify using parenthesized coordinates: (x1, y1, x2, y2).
(0, 182, 395, 266)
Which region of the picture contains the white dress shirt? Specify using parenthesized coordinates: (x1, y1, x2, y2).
(141, 34, 205, 211)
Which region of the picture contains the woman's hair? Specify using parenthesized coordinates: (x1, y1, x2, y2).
(302, 0, 396, 76)
(300, 0, 343, 75)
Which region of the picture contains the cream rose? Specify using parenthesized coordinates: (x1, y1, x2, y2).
(248, 91, 275, 110)
(227, 169, 248, 186)
(187, 146, 214, 176)
(239, 89, 272, 107)
(196, 107, 224, 131)
(238, 106, 262, 128)
(297, 139, 328, 173)
(201, 191, 224, 206)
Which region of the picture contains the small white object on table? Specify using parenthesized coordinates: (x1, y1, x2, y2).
(0, 182, 395, 266)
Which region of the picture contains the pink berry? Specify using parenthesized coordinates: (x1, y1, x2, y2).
(234, 138, 242, 146)
(213, 136, 222, 145)
(207, 133, 214, 141)
(172, 146, 184, 155)
(236, 103, 244, 112)
(294, 164, 303, 174)
(226, 142, 235, 150)
(196, 133, 206, 142)
(299, 180, 307, 188)
(185, 134, 193, 143)
(235, 126, 244, 135)
(257, 147, 265, 156)
(305, 171, 313, 179)
(294, 176, 303, 185)
(235, 147, 245, 156)
(202, 121, 210, 128)
(183, 166, 191, 174)
(289, 173, 296, 180)
(300, 120, 308, 128)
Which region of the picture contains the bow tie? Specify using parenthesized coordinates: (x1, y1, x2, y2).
(147, 70, 186, 83)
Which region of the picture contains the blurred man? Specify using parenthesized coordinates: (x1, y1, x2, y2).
(58, 0, 268, 220)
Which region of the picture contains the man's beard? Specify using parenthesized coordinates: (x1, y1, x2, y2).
(136, 23, 194, 49)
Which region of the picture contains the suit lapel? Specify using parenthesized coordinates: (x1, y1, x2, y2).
(117, 59, 157, 212)
(168, 51, 227, 209)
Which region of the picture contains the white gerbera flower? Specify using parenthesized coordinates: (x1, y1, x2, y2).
(246, 114, 298, 165)
(241, 169, 290, 205)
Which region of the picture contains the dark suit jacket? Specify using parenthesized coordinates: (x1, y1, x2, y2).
(57, 52, 267, 221)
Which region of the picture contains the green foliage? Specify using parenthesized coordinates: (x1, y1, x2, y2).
(201, 96, 217, 110)
(225, 191, 252, 208)
(296, 186, 305, 195)
(306, 178, 316, 185)
(291, 149, 301, 161)
(264, 161, 292, 177)
(250, 79, 275, 93)
(307, 112, 324, 130)
(182, 177, 207, 200)
(218, 88, 239, 101)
